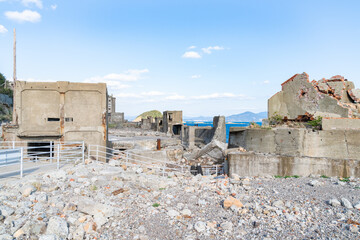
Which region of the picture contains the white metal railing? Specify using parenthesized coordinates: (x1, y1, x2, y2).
(1, 140, 221, 178)
(0, 141, 84, 178)
(88, 144, 190, 176)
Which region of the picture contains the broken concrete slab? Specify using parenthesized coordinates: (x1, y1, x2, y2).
(185, 140, 228, 161)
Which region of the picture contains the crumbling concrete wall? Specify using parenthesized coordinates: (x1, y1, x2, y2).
(229, 128, 360, 160)
(140, 117, 152, 130)
(228, 152, 360, 178)
(4, 80, 108, 149)
(162, 111, 183, 135)
(268, 73, 360, 119)
(183, 116, 226, 149)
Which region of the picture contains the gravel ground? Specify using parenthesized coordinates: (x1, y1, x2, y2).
(0, 160, 360, 240)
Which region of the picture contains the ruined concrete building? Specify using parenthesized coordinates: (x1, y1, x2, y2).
(229, 73, 360, 178)
(269, 73, 360, 119)
(3, 81, 108, 149)
(162, 111, 183, 136)
(107, 94, 124, 125)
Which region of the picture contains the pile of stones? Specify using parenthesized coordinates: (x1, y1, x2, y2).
(1, 160, 360, 239)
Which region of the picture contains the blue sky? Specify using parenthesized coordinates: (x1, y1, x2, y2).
(1, 0, 360, 118)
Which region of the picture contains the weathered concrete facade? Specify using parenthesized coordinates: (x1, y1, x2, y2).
(268, 73, 360, 119)
(162, 111, 183, 136)
(3, 80, 108, 148)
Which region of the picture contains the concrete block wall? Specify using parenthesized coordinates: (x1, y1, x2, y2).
(229, 128, 360, 160)
(228, 152, 360, 178)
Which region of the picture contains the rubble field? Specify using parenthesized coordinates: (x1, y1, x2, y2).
(1, 160, 360, 240)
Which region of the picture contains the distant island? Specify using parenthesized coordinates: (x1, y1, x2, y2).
(184, 111, 267, 122)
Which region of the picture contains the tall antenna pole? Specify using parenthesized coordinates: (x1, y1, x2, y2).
(13, 28, 16, 84)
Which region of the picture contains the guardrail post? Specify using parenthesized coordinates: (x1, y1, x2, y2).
(57, 144, 60, 170)
(82, 141, 85, 164)
(216, 165, 218, 176)
(96, 145, 99, 162)
(20, 147, 23, 178)
(50, 141, 53, 163)
(88, 144, 91, 160)
(12, 141, 15, 149)
(162, 165, 165, 177)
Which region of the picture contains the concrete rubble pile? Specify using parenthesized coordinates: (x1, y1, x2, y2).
(1, 161, 360, 239)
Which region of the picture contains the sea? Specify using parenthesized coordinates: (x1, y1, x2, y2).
(183, 121, 262, 143)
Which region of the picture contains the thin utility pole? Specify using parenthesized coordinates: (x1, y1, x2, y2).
(12, 28, 16, 124)
(13, 28, 16, 84)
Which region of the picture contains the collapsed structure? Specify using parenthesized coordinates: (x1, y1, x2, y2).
(3, 81, 108, 150)
(268, 73, 360, 119)
(229, 73, 360, 178)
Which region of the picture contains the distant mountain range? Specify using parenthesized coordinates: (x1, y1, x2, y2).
(184, 111, 267, 122)
(126, 111, 268, 122)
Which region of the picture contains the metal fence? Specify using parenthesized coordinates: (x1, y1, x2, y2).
(0, 141, 84, 178)
(88, 144, 190, 176)
(0, 140, 223, 178)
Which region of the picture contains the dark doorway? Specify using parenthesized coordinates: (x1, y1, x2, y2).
(173, 125, 182, 135)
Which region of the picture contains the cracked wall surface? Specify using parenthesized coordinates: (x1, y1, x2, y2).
(268, 73, 360, 119)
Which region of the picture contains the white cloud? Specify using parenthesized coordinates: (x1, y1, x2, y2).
(0, 25, 8, 34)
(191, 75, 201, 79)
(51, 4, 57, 10)
(166, 94, 186, 100)
(188, 46, 196, 49)
(5, 10, 41, 23)
(84, 69, 148, 90)
(22, 0, 43, 9)
(86, 69, 148, 82)
(140, 91, 165, 96)
(182, 51, 201, 59)
(191, 93, 245, 100)
(263, 80, 270, 84)
(202, 46, 224, 54)
(116, 93, 141, 98)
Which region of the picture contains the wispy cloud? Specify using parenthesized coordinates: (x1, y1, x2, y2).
(84, 69, 148, 90)
(0, 25, 8, 34)
(165, 94, 186, 100)
(182, 51, 201, 59)
(86, 69, 149, 82)
(191, 75, 201, 79)
(188, 46, 196, 49)
(51, 4, 57, 10)
(5, 10, 41, 23)
(263, 80, 270, 84)
(191, 93, 245, 100)
(22, 0, 43, 9)
(202, 46, 224, 54)
(140, 91, 165, 96)
(116, 93, 141, 98)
